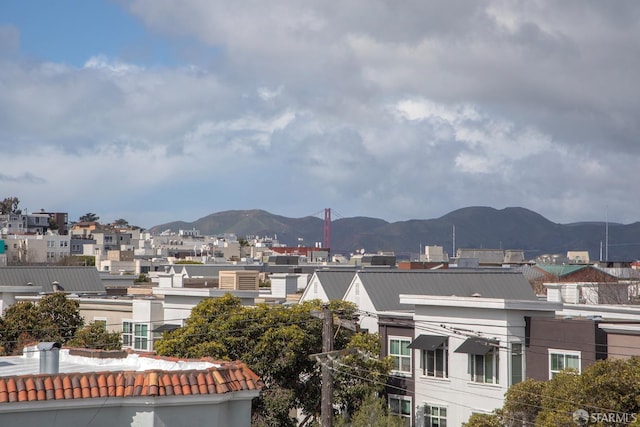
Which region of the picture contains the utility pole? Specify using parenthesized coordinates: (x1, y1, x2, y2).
(310, 306, 360, 427)
(311, 305, 334, 427)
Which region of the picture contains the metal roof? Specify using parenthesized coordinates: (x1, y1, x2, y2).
(314, 270, 357, 301)
(407, 335, 447, 350)
(534, 264, 587, 277)
(454, 337, 498, 355)
(0, 266, 105, 294)
(356, 270, 537, 312)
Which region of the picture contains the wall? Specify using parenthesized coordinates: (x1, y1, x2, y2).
(526, 318, 604, 381)
(605, 334, 640, 360)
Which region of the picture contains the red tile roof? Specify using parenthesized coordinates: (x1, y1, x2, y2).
(0, 359, 262, 404)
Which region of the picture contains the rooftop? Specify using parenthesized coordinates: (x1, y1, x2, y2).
(0, 346, 262, 404)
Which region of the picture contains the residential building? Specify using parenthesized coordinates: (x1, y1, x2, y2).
(0, 344, 262, 427)
(0, 266, 105, 313)
(4, 233, 71, 264)
(299, 270, 357, 303)
(399, 294, 560, 426)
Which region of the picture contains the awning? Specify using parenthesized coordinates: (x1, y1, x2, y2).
(153, 324, 181, 333)
(407, 335, 447, 351)
(454, 338, 498, 355)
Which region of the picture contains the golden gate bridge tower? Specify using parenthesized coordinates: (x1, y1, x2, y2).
(323, 208, 331, 251)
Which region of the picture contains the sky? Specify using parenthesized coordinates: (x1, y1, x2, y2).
(1, 1, 639, 229)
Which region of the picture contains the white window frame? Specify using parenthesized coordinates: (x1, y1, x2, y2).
(469, 347, 499, 384)
(420, 340, 449, 378)
(389, 336, 412, 374)
(418, 403, 447, 427)
(549, 349, 581, 379)
(388, 394, 412, 420)
(122, 320, 133, 348)
(134, 323, 149, 351)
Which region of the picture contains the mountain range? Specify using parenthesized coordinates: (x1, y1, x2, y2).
(149, 207, 640, 261)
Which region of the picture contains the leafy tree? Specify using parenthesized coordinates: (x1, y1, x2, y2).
(465, 358, 640, 427)
(463, 412, 502, 427)
(78, 213, 100, 223)
(155, 295, 392, 426)
(56, 255, 96, 266)
(37, 293, 85, 342)
(67, 321, 122, 350)
(113, 218, 129, 227)
(334, 393, 405, 427)
(0, 197, 21, 214)
(0, 294, 85, 355)
(48, 216, 59, 231)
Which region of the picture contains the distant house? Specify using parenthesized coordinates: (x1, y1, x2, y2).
(298, 270, 356, 303)
(0, 266, 105, 313)
(454, 248, 526, 267)
(0, 345, 262, 427)
(534, 264, 618, 283)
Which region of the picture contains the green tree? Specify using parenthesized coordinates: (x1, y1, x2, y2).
(463, 412, 502, 427)
(37, 293, 85, 342)
(78, 212, 100, 222)
(0, 197, 21, 214)
(113, 218, 129, 227)
(67, 321, 122, 350)
(334, 393, 405, 427)
(465, 358, 640, 427)
(0, 294, 85, 355)
(155, 295, 392, 426)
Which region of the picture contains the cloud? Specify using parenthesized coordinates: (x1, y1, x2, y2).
(1, 1, 640, 227)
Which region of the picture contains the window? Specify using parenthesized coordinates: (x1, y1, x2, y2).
(123, 321, 150, 351)
(389, 337, 411, 373)
(511, 343, 524, 385)
(421, 340, 448, 378)
(389, 395, 412, 421)
(134, 323, 149, 350)
(549, 350, 580, 378)
(122, 321, 133, 347)
(93, 318, 107, 328)
(418, 404, 447, 427)
(470, 348, 499, 384)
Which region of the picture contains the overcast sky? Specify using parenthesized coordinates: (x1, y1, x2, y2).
(1, 1, 639, 228)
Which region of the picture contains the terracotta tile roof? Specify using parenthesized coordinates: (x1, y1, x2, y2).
(0, 360, 262, 404)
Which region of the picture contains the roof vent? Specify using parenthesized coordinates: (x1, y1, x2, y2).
(52, 281, 64, 292)
(38, 342, 61, 374)
(471, 292, 482, 297)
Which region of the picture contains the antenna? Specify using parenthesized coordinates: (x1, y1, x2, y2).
(605, 206, 609, 263)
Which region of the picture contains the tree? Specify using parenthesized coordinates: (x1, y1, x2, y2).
(113, 218, 129, 227)
(334, 393, 405, 427)
(155, 295, 393, 426)
(0, 294, 85, 355)
(78, 213, 100, 223)
(0, 197, 21, 214)
(463, 412, 502, 427)
(465, 358, 640, 426)
(66, 321, 122, 350)
(37, 293, 85, 342)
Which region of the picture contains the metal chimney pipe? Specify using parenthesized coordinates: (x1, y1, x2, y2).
(38, 342, 61, 374)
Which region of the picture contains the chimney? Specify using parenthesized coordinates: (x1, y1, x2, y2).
(38, 342, 61, 374)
